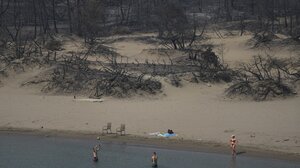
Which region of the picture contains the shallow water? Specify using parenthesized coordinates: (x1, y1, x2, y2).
(0, 134, 299, 168)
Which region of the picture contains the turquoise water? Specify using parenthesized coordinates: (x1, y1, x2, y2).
(0, 134, 299, 168)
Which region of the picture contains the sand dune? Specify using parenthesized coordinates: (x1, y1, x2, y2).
(105, 32, 299, 67)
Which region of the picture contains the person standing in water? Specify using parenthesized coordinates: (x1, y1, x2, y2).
(229, 135, 237, 156)
(151, 152, 158, 167)
(92, 144, 100, 162)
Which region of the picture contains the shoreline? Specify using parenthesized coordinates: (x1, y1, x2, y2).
(1, 127, 299, 162)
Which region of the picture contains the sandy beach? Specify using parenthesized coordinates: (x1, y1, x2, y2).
(0, 32, 300, 161)
(2, 1, 300, 167)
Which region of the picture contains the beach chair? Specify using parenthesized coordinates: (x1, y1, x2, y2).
(102, 122, 112, 134)
(116, 124, 126, 136)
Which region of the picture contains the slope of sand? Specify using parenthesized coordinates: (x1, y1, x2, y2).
(209, 32, 299, 66)
(105, 32, 300, 66)
(1, 33, 300, 155)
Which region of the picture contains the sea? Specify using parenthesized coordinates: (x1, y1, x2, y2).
(0, 133, 299, 168)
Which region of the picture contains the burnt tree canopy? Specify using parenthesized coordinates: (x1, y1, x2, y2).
(226, 55, 299, 101)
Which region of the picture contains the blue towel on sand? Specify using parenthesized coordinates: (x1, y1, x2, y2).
(159, 133, 177, 137)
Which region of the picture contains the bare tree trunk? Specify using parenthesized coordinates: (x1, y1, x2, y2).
(295, 1, 300, 27)
(38, 1, 43, 35)
(284, 0, 288, 28)
(224, 0, 232, 21)
(250, 0, 255, 15)
(52, 0, 58, 33)
(13, 0, 19, 58)
(0, 0, 10, 26)
(66, 0, 73, 33)
(125, 0, 132, 25)
(76, 0, 82, 35)
(198, 0, 203, 12)
(271, 0, 275, 32)
(145, 0, 150, 26)
(231, 0, 235, 9)
(33, 0, 37, 38)
(40, 0, 50, 34)
(10, 0, 24, 59)
(290, 14, 293, 35)
(0, 0, 3, 26)
(119, 0, 125, 24)
(217, 0, 221, 21)
(240, 15, 245, 36)
(136, 0, 140, 24)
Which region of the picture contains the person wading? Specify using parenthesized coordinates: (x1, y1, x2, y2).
(151, 152, 158, 167)
(92, 144, 100, 162)
(229, 135, 238, 156)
